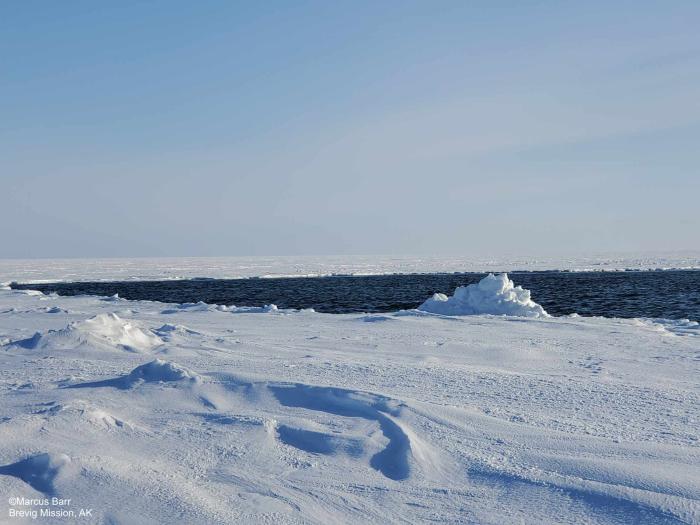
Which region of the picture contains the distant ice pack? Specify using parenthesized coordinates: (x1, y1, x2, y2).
(418, 273, 549, 318)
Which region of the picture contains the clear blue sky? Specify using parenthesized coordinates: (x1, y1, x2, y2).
(2, 1, 699, 258)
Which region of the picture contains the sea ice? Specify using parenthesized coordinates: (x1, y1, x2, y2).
(418, 273, 549, 317)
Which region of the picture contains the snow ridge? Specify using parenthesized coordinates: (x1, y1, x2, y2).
(6, 313, 162, 353)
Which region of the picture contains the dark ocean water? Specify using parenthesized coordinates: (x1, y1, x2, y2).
(12, 270, 700, 320)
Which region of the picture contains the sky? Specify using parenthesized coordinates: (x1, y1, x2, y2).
(1, 1, 699, 258)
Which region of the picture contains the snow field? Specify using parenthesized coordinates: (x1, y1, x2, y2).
(0, 277, 698, 523)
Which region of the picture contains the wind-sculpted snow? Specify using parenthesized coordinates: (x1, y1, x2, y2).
(275, 424, 365, 457)
(153, 323, 201, 336)
(0, 284, 698, 524)
(126, 359, 200, 384)
(35, 400, 136, 430)
(270, 384, 412, 480)
(5, 313, 162, 353)
(0, 453, 73, 495)
(152, 323, 202, 343)
(69, 359, 201, 389)
(418, 273, 549, 317)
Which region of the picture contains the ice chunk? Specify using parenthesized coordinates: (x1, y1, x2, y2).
(418, 273, 549, 318)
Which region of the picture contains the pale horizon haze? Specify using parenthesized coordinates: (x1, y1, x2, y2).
(2, 1, 699, 258)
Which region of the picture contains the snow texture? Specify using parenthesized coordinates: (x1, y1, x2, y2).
(0, 278, 698, 524)
(0, 453, 73, 495)
(125, 359, 200, 385)
(7, 313, 162, 353)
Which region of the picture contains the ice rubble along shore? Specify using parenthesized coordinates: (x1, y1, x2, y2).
(418, 273, 549, 317)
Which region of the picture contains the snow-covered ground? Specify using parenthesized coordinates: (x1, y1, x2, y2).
(0, 275, 699, 524)
(2, 252, 700, 284)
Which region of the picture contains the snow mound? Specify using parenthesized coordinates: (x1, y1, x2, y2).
(418, 273, 549, 318)
(125, 359, 200, 385)
(37, 401, 135, 430)
(66, 359, 201, 390)
(84, 407, 134, 429)
(154, 323, 201, 336)
(0, 453, 73, 494)
(7, 313, 162, 352)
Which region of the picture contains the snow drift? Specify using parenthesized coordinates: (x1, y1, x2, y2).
(66, 359, 201, 391)
(37, 400, 136, 430)
(0, 453, 73, 494)
(1, 275, 699, 524)
(7, 313, 162, 353)
(125, 359, 200, 385)
(418, 273, 549, 318)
